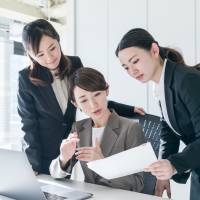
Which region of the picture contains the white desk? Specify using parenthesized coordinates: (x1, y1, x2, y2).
(37, 174, 168, 200)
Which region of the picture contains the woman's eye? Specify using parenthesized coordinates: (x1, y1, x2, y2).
(80, 99, 87, 103)
(37, 54, 43, 58)
(124, 67, 129, 71)
(94, 92, 101, 96)
(132, 58, 139, 64)
(50, 47, 56, 51)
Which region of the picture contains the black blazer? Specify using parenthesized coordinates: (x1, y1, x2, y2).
(18, 56, 136, 174)
(159, 60, 200, 182)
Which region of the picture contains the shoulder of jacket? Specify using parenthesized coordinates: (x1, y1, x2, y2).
(18, 67, 37, 90)
(19, 67, 29, 76)
(72, 118, 90, 132)
(116, 115, 140, 135)
(67, 55, 81, 62)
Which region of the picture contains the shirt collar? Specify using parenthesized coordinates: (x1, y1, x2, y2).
(154, 59, 167, 99)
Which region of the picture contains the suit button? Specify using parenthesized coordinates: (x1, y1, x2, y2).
(62, 123, 67, 126)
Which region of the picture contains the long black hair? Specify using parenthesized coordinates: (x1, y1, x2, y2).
(115, 28, 185, 64)
(22, 19, 72, 86)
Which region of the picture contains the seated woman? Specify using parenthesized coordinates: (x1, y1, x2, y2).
(50, 67, 145, 192)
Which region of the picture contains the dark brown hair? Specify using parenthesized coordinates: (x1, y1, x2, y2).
(22, 19, 72, 86)
(68, 67, 108, 102)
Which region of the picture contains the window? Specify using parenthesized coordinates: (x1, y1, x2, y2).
(0, 17, 28, 150)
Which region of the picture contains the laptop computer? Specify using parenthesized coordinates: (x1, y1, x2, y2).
(0, 148, 93, 200)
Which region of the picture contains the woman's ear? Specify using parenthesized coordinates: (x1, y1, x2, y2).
(151, 42, 160, 58)
(71, 100, 78, 108)
(106, 85, 109, 96)
(71, 100, 82, 112)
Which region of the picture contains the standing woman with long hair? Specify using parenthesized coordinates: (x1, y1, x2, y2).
(115, 28, 200, 200)
(18, 19, 144, 175)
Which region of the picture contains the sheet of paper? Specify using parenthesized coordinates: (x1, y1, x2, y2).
(87, 142, 157, 179)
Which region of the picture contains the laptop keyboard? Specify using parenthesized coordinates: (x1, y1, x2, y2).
(43, 192, 67, 200)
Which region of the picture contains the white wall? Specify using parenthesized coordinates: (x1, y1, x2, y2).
(148, 0, 196, 65)
(108, 0, 148, 109)
(75, 0, 149, 111)
(66, 0, 199, 199)
(75, 0, 108, 76)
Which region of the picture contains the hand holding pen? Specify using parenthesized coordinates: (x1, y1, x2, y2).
(59, 132, 80, 167)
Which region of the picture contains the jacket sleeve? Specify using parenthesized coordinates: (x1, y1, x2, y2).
(97, 122, 145, 192)
(17, 72, 42, 173)
(49, 123, 78, 178)
(74, 56, 84, 68)
(108, 100, 136, 117)
(50, 156, 75, 179)
(68, 56, 84, 74)
(168, 73, 200, 174)
(159, 119, 180, 160)
(159, 119, 191, 183)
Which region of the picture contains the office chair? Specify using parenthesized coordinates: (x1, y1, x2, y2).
(130, 113, 161, 195)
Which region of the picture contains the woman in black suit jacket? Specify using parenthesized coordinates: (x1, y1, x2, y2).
(115, 28, 200, 200)
(18, 19, 144, 175)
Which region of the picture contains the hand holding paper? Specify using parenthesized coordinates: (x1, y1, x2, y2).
(87, 142, 157, 179)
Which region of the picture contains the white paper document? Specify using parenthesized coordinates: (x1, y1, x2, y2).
(87, 142, 157, 179)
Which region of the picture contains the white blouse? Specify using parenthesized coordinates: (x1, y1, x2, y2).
(92, 126, 105, 146)
(154, 59, 181, 136)
(50, 70, 68, 114)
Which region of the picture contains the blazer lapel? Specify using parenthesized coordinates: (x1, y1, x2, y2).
(100, 111, 119, 157)
(76, 112, 120, 183)
(37, 68, 63, 120)
(78, 119, 92, 148)
(164, 60, 181, 134)
(77, 119, 95, 182)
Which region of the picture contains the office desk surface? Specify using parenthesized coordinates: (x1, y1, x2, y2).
(37, 174, 168, 200)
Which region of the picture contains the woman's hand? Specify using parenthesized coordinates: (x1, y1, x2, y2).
(59, 132, 79, 167)
(155, 179, 171, 199)
(34, 171, 39, 176)
(134, 106, 145, 115)
(145, 159, 177, 180)
(75, 138, 104, 162)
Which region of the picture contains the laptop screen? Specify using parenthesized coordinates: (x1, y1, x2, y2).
(0, 148, 45, 200)
(0, 149, 92, 200)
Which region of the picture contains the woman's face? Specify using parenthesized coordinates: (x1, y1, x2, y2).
(28, 35, 61, 70)
(73, 86, 109, 121)
(118, 45, 161, 83)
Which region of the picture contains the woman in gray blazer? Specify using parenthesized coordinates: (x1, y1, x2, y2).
(50, 67, 145, 192)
